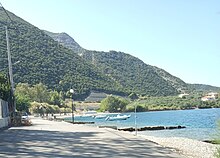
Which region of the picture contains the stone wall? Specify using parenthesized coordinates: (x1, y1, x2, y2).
(0, 99, 10, 129)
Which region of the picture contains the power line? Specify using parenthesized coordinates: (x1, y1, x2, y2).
(0, 2, 13, 24)
(0, 2, 21, 60)
(0, 2, 20, 34)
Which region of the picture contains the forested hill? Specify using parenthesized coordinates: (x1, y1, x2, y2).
(188, 84, 220, 92)
(0, 8, 189, 99)
(45, 31, 189, 96)
(0, 8, 125, 99)
(152, 66, 188, 93)
(82, 50, 186, 96)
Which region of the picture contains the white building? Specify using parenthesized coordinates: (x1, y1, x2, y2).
(178, 93, 189, 98)
(201, 92, 218, 101)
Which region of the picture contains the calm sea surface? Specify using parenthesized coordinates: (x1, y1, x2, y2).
(66, 108, 220, 140)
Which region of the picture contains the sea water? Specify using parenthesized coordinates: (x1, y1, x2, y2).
(66, 108, 220, 141)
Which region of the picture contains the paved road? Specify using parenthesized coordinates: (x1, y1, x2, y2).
(0, 117, 184, 158)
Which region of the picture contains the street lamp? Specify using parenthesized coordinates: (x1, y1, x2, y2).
(134, 103, 137, 136)
(70, 89, 74, 123)
(0, 60, 20, 72)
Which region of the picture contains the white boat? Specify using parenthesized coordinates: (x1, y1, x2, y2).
(84, 111, 97, 115)
(105, 114, 131, 121)
(81, 111, 97, 117)
(94, 115, 107, 119)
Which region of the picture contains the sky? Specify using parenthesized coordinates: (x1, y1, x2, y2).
(1, 0, 220, 87)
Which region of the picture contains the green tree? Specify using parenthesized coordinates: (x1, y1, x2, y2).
(48, 90, 62, 106)
(30, 83, 49, 103)
(15, 83, 31, 112)
(100, 95, 129, 112)
(16, 95, 30, 112)
(29, 101, 42, 115)
(15, 83, 31, 99)
(0, 73, 10, 101)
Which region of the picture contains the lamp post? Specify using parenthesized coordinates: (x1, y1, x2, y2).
(134, 103, 137, 136)
(0, 61, 20, 72)
(70, 89, 74, 123)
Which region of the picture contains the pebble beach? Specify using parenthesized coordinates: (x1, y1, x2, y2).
(140, 135, 219, 158)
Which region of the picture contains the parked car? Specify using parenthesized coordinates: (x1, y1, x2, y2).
(21, 112, 31, 125)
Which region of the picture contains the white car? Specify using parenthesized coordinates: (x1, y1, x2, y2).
(21, 112, 31, 125)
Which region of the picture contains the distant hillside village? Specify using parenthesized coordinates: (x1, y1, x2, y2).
(179, 92, 219, 101)
(201, 92, 218, 101)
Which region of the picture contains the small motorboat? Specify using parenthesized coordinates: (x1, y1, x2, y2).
(105, 114, 131, 121)
(94, 115, 107, 119)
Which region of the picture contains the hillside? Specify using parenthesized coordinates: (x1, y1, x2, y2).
(0, 7, 191, 99)
(46, 31, 189, 96)
(188, 84, 220, 92)
(83, 50, 182, 96)
(0, 8, 124, 100)
(152, 66, 188, 93)
(44, 30, 86, 54)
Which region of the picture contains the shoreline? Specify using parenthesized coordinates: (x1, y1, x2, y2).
(138, 135, 219, 158)
(93, 122, 220, 158)
(63, 118, 220, 158)
(47, 114, 220, 157)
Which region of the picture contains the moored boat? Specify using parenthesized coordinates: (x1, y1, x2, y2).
(94, 115, 107, 119)
(105, 114, 131, 121)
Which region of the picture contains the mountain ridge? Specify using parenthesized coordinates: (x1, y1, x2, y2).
(188, 83, 220, 92)
(44, 30, 86, 54)
(45, 31, 190, 96)
(46, 31, 220, 93)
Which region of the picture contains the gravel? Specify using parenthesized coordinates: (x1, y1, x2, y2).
(140, 135, 220, 158)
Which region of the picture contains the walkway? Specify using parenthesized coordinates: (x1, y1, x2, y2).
(0, 117, 184, 158)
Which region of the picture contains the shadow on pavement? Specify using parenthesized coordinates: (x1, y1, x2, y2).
(0, 127, 181, 158)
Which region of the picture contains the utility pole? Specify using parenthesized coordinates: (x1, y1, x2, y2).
(92, 53, 95, 66)
(70, 89, 74, 123)
(135, 103, 137, 136)
(5, 26, 16, 113)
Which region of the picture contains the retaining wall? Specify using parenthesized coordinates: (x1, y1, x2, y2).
(0, 99, 10, 129)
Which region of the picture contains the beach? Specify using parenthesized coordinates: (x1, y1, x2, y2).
(57, 113, 220, 158)
(140, 135, 219, 158)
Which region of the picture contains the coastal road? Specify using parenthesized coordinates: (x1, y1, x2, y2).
(0, 117, 184, 158)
